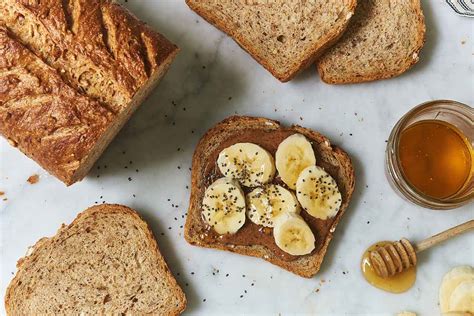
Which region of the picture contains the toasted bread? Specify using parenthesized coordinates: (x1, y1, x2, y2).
(185, 116, 355, 278)
(5, 204, 186, 315)
(186, 0, 357, 82)
(317, 0, 425, 84)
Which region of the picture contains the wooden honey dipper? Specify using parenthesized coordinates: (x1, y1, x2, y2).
(369, 220, 474, 278)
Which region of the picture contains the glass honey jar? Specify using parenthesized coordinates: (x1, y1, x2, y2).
(386, 100, 474, 209)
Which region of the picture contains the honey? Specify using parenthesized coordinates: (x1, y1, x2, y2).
(361, 242, 416, 293)
(398, 120, 473, 199)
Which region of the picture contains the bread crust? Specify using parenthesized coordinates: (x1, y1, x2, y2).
(5, 204, 187, 315)
(0, 0, 179, 111)
(0, 27, 116, 184)
(185, 116, 355, 278)
(317, 0, 426, 84)
(0, 0, 179, 185)
(186, 0, 357, 82)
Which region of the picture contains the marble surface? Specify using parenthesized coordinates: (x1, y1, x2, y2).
(1, 1, 473, 315)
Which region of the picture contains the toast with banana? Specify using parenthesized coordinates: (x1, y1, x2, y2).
(185, 116, 355, 278)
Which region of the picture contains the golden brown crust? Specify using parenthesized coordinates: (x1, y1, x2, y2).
(5, 204, 187, 315)
(185, 116, 355, 278)
(0, 27, 115, 184)
(317, 0, 426, 84)
(186, 0, 357, 82)
(0, 0, 179, 185)
(0, 0, 178, 111)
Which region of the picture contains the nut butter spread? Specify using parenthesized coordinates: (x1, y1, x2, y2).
(197, 128, 347, 262)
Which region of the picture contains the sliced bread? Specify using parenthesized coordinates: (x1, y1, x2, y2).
(5, 204, 186, 315)
(186, 0, 357, 82)
(185, 116, 355, 278)
(317, 0, 425, 84)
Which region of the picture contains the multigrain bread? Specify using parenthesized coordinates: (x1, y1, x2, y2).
(317, 0, 425, 84)
(0, 27, 115, 184)
(5, 204, 186, 315)
(0, 0, 178, 185)
(185, 116, 355, 278)
(186, 0, 357, 82)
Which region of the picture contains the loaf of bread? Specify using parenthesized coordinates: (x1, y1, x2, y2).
(317, 0, 425, 84)
(186, 0, 356, 82)
(0, 0, 178, 185)
(5, 204, 187, 315)
(185, 116, 355, 277)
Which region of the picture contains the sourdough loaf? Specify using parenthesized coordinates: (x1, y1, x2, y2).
(5, 204, 186, 315)
(185, 116, 355, 277)
(186, 0, 356, 82)
(317, 0, 425, 84)
(0, 0, 178, 185)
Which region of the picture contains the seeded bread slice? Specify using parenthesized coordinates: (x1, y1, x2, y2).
(317, 0, 426, 84)
(186, 0, 357, 82)
(185, 116, 355, 278)
(5, 204, 186, 315)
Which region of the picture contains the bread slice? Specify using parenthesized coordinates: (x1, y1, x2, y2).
(0, 0, 178, 185)
(185, 116, 355, 278)
(5, 204, 186, 315)
(317, 0, 425, 84)
(186, 0, 356, 82)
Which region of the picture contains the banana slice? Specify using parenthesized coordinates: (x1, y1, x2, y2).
(217, 143, 275, 187)
(440, 266, 474, 313)
(246, 184, 300, 227)
(275, 133, 316, 189)
(449, 280, 474, 313)
(273, 213, 315, 256)
(202, 178, 246, 235)
(296, 165, 342, 220)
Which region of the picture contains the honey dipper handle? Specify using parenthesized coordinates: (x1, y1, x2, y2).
(415, 220, 474, 253)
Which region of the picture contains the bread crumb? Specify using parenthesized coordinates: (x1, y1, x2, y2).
(27, 174, 39, 184)
(0, 191, 4, 196)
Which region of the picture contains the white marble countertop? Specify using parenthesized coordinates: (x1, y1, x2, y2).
(1, 1, 473, 315)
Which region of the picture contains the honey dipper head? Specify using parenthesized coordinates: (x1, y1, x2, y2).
(369, 238, 417, 278)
